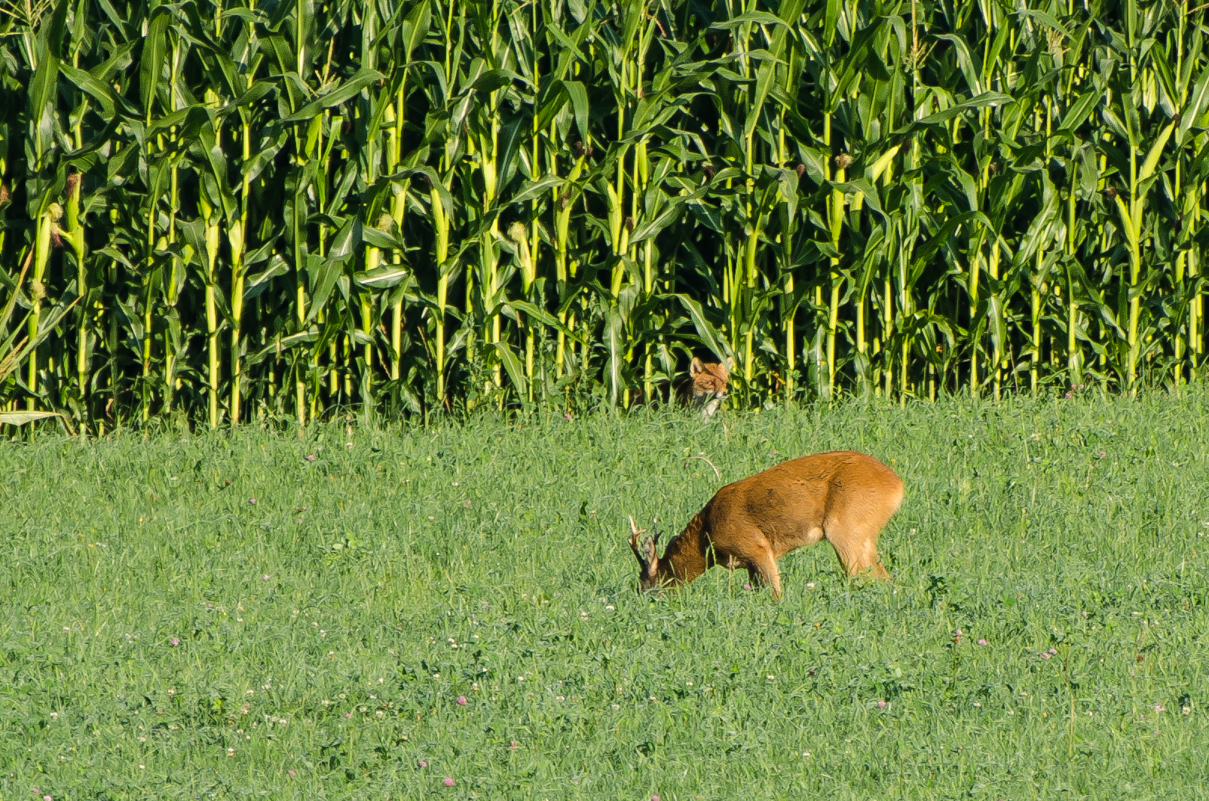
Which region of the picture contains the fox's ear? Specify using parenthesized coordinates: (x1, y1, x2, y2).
(690, 357, 704, 376)
(725, 356, 735, 371)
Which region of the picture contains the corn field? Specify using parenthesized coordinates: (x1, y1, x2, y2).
(1, 0, 1208, 429)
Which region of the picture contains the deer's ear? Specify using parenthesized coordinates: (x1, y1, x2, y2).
(642, 536, 660, 578)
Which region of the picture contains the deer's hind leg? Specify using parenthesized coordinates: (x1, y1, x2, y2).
(824, 512, 892, 581)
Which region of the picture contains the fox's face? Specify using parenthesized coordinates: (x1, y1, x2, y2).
(690, 357, 733, 418)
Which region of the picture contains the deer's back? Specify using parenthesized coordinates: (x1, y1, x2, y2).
(705, 451, 903, 558)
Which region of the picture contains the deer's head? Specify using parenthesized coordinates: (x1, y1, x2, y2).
(628, 516, 664, 593)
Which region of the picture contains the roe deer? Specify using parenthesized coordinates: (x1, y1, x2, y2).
(628, 451, 903, 598)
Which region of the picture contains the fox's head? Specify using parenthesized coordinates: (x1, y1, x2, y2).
(689, 357, 734, 418)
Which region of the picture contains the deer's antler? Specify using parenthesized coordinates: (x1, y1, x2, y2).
(628, 516, 648, 568)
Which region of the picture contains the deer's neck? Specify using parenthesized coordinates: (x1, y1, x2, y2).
(657, 510, 711, 587)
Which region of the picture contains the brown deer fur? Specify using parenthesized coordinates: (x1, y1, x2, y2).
(628, 451, 903, 598)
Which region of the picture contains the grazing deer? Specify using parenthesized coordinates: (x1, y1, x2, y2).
(628, 451, 903, 598)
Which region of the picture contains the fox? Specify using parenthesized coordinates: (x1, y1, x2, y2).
(628, 451, 903, 599)
(684, 356, 732, 419)
(632, 355, 732, 419)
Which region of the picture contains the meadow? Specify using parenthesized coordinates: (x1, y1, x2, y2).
(2, 390, 1209, 799)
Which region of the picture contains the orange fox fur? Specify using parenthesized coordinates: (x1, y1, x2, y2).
(684, 356, 732, 419)
(629, 451, 903, 598)
(635, 356, 732, 418)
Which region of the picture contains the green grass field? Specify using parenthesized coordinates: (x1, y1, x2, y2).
(3, 391, 1209, 799)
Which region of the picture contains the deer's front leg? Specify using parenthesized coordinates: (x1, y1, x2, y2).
(745, 550, 783, 600)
